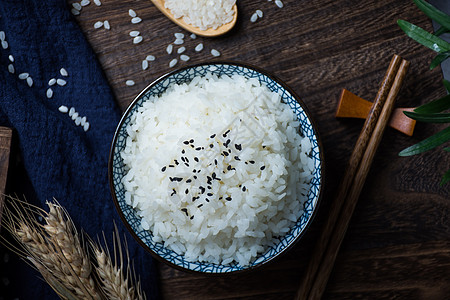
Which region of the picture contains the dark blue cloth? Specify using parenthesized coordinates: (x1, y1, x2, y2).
(0, 0, 158, 299)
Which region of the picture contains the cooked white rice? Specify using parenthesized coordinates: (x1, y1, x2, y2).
(164, 0, 236, 31)
(120, 73, 314, 266)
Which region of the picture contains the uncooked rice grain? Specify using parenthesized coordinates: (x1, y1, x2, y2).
(133, 36, 143, 44)
(8, 64, 14, 74)
(46, 88, 53, 99)
(57, 79, 67, 86)
(120, 73, 314, 266)
(131, 17, 142, 24)
(211, 49, 221, 57)
(169, 59, 178, 67)
(60, 68, 68, 77)
(164, 0, 236, 30)
(58, 105, 68, 113)
(195, 43, 204, 52)
(126, 80, 135, 86)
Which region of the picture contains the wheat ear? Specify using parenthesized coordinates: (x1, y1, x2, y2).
(1, 197, 103, 300)
(90, 226, 146, 300)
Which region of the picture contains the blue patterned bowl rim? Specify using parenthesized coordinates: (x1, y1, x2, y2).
(109, 61, 325, 274)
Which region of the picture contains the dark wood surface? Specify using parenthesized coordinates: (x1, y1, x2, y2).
(0, 127, 12, 228)
(68, 0, 450, 299)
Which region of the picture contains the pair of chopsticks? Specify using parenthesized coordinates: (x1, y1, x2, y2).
(295, 55, 410, 300)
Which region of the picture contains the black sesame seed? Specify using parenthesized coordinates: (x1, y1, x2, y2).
(185, 188, 189, 194)
(239, 184, 242, 188)
(190, 144, 194, 148)
(226, 196, 232, 201)
(174, 177, 183, 182)
(190, 215, 194, 220)
(161, 166, 166, 172)
(209, 144, 214, 148)
(183, 140, 189, 145)
(263, 145, 266, 148)
(249, 160, 255, 164)
(186, 179, 192, 183)
(207, 176, 212, 182)
(190, 139, 194, 143)
(228, 149, 231, 153)
(215, 177, 221, 181)
(174, 159, 179, 165)
(223, 129, 230, 137)
(235, 144, 242, 151)
(169, 164, 175, 167)
(194, 157, 199, 162)
(197, 204, 203, 208)
(242, 186, 246, 191)
(223, 151, 229, 156)
(185, 157, 189, 163)
(193, 169, 197, 173)
(182, 149, 185, 154)
(234, 156, 240, 161)
(193, 175, 197, 179)
(184, 163, 189, 167)
(227, 165, 232, 171)
(210, 134, 216, 138)
(195, 147, 202, 151)
(260, 166, 266, 170)
(205, 198, 210, 202)
(207, 185, 212, 189)
(219, 196, 223, 200)
(181, 157, 186, 162)
(212, 172, 216, 179)
(214, 159, 218, 165)
(207, 193, 213, 197)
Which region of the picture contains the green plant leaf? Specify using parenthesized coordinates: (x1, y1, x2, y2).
(397, 20, 450, 53)
(414, 0, 450, 31)
(404, 111, 450, 123)
(443, 79, 450, 93)
(399, 126, 450, 156)
(435, 26, 449, 36)
(440, 169, 450, 185)
(430, 51, 450, 69)
(414, 94, 450, 113)
(444, 147, 450, 152)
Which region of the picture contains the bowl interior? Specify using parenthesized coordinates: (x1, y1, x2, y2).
(110, 62, 323, 273)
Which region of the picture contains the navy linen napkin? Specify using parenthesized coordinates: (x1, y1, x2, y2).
(0, 1, 158, 299)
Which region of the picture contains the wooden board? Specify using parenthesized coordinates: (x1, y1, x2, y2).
(0, 127, 12, 228)
(69, 0, 450, 298)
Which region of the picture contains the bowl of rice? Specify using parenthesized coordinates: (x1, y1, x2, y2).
(109, 62, 324, 273)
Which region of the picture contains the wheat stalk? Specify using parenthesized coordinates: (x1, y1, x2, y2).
(91, 227, 146, 300)
(1, 196, 148, 300)
(1, 198, 102, 299)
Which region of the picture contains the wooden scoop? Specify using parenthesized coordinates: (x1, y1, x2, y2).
(0, 127, 12, 228)
(150, 0, 238, 37)
(336, 89, 416, 136)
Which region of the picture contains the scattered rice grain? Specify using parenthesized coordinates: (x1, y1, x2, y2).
(94, 0, 102, 6)
(69, 107, 75, 116)
(129, 9, 137, 17)
(94, 21, 103, 29)
(190, 33, 197, 39)
(166, 44, 173, 54)
(48, 78, 56, 86)
(133, 36, 143, 44)
(142, 59, 149, 70)
(57, 79, 67, 86)
(46, 88, 53, 99)
(104, 20, 110, 30)
(126, 80, 135, 86)
(177, 46, 186, 54)
(1, 40, 8, 49)
(275, 0, 284, 8)
(131, 17, 142, 24)
(211, 49, 221, 57)
(195, 43, 203, 52)
(174, 38, 183, 45)
(0, 31, 5, 40)
(72, 3, 82, 10)
(8, 55, 14, 62)
(81, 0, 90, 7)
(58, 105, 68, 113)
(250, 12, 258, 23)
(71, 9, 80, 16)
(83, 122, 90, 132)
(129, 30, 140, 37)
(75, 116, 82, 126)
(174, 33, 184, 39)
(180, 54, 190, 61)
(7, 64, 14, 74)
(60, 68, 68, 77)
(146, 55, 155, 61)
(71, 112, 79, 120)
(169, 58, 178, 67)
(26, 76, 33, 87)
(256, 9, 263, 17)
(18, 73, 29, 80)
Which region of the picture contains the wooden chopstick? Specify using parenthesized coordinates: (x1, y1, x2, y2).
(295, 55, 409, 300)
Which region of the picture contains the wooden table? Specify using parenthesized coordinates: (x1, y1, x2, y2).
(69, 0, 450, 298)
